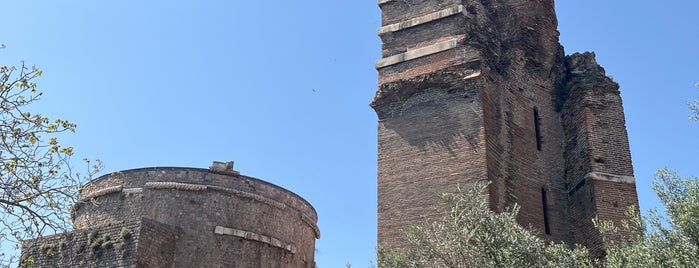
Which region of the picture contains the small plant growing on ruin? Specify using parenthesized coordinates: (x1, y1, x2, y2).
(87, 231, 116, 252)
(101, 238, 113, 250)
(39, 243, 56, 257)
(112, 171, 126, 186)
(120, 227, 132, 241)
(87, 231, 97, 242)
(20, 256, 35, 265)
(38, 243, 53, 252)
(90, 240, 101, 251)
(88, 231, 104, 251)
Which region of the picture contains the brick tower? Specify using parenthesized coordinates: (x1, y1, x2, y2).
(21, 162, 319, 267)
(372, 0, 639, 255)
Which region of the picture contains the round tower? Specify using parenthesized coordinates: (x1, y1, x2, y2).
(73, 161, 319, 267)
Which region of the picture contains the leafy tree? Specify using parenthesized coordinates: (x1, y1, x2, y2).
(0, 46, 101, 265)
(599, 169, 699, 268)
(376, 183, 595, 268)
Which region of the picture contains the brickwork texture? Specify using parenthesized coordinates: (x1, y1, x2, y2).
(373, 0, 640, 256)
(21, 164, 319, 267)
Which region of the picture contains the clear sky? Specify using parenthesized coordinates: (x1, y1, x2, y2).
(1, 1, 697, 267)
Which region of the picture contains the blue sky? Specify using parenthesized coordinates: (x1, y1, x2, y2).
(1, 1, 697, 267)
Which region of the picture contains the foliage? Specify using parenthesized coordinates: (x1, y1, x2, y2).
(378, 170, 699, 268)
(0, 50, 101, 265)
(376, 183, 595, 268)
(119, 227, 132, 241)
(599, 169, 699, 268)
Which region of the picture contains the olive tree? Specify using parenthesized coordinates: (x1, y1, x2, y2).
(599, 169, 699, 268)
(0, 47, 101, 265)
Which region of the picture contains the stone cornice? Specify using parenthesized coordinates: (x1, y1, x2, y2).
(584, 171, 635, 184)
(378, 5, 464, 35)
(376, 38, 458, 69)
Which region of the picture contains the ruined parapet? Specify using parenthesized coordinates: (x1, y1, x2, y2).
(22, 162, 319, 268)
(560, 52, 639, 256)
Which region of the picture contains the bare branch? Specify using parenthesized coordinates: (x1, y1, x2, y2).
(0, 61, 101, 267)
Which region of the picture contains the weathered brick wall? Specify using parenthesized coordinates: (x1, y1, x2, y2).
(135, 218, 178, 268)
(20, 221, 140, 268)
(373, 0, 494, 249)
(561, 53, 635, 189)
(374, 0, 571, 247)
(380, 0, 461, 26)
(374, 0, 639, 254)
(562, 52, 640, 256)
(79, 168, 318, 267)
(563, 53, 635, 177)
(481, 70, 570, 241)
(24, 166, 319, 268)
(374, 68, 488, 249)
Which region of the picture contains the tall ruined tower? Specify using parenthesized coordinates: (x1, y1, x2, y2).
(372, 0, 639, 255)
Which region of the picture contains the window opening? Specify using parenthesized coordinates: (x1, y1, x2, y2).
(541, 187, 551, 235)
(534, 107, 542, 151)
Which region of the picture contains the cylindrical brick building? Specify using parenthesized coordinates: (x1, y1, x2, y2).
(22, 161, 319, 268)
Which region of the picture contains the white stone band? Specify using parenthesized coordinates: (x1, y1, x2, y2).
(378, 5, 464, 35)
(214, 226, 297, 254)
(376, 38, 458, 69)
(584, 171, 636, 184)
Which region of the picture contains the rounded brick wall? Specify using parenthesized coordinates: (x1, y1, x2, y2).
(73, 166, 319, 267)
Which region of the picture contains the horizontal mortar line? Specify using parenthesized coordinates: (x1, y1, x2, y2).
(214, 226, 297, 254)
(375, 38, 458, 69)
(378, 5, 464, 35)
